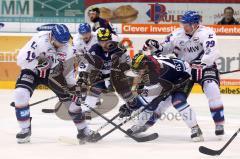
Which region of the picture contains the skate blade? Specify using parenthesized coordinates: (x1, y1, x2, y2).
(192, 135, 204, 142)
(17, 137, 30, 144)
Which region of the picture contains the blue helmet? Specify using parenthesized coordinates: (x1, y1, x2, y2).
(51, 24, 71, 43)
(181, 11, 201, 24)
(78, 23, 91, 34)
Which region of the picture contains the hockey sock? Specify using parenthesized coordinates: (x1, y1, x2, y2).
(15, 106, 31, 129)
(203, 81, 225, 125)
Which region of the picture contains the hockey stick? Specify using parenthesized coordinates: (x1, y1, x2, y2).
(199, 128, 240, 156)
(84, 103, 158, 142)
(220, 69, 240, 75)
(42, 102, 62, 113)
(98, 106, 158, 142)
(95, 113, 120, 133)
(10, 96, 57, 107)
(98, 78, 188, 142)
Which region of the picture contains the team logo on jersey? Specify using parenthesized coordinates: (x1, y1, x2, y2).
(193, 37, 200, 43)
(187, 46, 199, 53)
(179, 41, 185, 46)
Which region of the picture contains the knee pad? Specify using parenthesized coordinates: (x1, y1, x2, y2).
(13, 88, 30, 107)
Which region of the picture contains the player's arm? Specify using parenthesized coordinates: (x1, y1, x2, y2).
(201, 31, 220, 66)
(111, 42, 131, 71)
(17, 38, 47, 70)
(142, 33, 175, 56)
(72, 35, 86, 55)
(82, 47, 104, 84)
(191, 30, 220, 83)
(106, 21, 117, 35)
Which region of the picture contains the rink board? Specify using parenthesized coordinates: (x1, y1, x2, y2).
(0, 34, 240, 93)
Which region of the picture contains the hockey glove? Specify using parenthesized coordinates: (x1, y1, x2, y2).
(191, 60, 206, 83)
(143, 39, 163, 55)
(36, 60, 51, 78)
(119, 104, 133, 118)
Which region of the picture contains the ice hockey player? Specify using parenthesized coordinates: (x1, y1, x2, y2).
(73, 23, 114, 105)
(73, 23, 98, 57)
(142, 11, 225, 137)
(78, 27, 135, 117)
(13, 24, 99, 144)
(72, 23, 99, 104)
(88, 7, 116, 35)
(120, 52, 204, 142)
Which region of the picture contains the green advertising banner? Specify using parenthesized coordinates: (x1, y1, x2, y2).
(0, 0, 85, 23)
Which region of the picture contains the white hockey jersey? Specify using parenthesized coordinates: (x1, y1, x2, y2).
(160, 25, 220, 66)
(72, 33, 98, 72)
(17, 31, 75, 85)
(72, 33, 98, 55)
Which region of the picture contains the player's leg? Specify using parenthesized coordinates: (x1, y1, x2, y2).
(13, 69, 37, 143)
(78, 71, 104, 106)
(126, 84, 164, 135)
(68, 95, 100, 144)
(128, 93, 203, 142)
(201, 67, 225, 137)
(47, 71, 102, 143)
(125, 82, 171, 135)
(202, 81, 225, 136)
(81, 79, 105, 111)
(127, 95, 171, 135)
(71, 81, 104, 143)
(171, 79, 203, 141)
(129, 80, 202, 141)
(171, 91, 203, 141)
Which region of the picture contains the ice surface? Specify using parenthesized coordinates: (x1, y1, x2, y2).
(0, 90, 239, 159)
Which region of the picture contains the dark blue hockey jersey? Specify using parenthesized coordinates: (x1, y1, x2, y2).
(88, 41, 127, 76)
(146, 55, 191, 86)
(92, 17, 116, 35)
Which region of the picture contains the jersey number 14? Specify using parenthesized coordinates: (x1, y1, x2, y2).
(26, 41, 37, 62)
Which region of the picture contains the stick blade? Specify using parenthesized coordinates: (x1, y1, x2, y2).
(42, 109, 55, 113)
(134, 133, 159, 142)
(199, 146, 220, 156)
